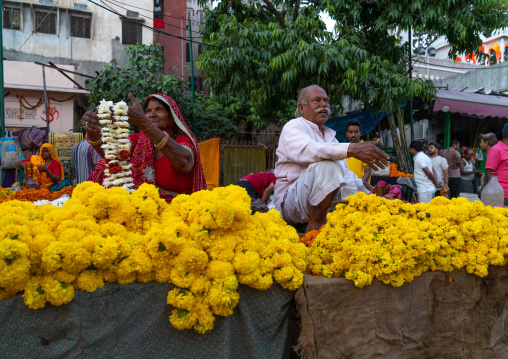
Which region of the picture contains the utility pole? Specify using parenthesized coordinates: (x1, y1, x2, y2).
(408, 26, 414, 142)
(188, 19, 197, 135)
(42, 67, 50, 134)
(0, 0, 5, 137)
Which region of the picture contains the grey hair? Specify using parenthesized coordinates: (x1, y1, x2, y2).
(480, 132, 497, 146)
(295, 85, 324, 118)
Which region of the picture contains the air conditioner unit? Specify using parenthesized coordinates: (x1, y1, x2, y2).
(418, 119, 429, 140)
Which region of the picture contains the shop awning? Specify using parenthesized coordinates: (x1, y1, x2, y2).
(5, 83, 88, 94)
(433, 89, 508, 119)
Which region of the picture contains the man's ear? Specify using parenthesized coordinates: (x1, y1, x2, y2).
(298, 103, 304, 114)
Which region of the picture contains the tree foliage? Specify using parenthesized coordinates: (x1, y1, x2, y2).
(197, 0, 508, 126)
(87, 44, 237, 141)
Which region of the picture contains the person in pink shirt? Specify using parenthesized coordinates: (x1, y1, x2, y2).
(274, 85, 389, 232)
(484, 123, 508, 205)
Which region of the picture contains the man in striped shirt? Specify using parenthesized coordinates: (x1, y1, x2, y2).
(72, 130, 102, 183)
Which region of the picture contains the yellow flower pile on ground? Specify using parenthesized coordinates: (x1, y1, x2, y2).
(0, 182, 306, 333)
(0, 187, 14, 200)
(307, 192, 508, 287)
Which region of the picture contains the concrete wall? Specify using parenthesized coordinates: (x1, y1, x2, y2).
(434, 63, 508, 93)
(3, 0, 154, 75)
(5, 92, 75, 132)
(4, 61, 79, 132)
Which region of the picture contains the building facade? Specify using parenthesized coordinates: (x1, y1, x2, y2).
(3, 0, 154, 131)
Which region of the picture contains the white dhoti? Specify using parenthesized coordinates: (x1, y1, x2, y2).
(280, 160, 368, 225)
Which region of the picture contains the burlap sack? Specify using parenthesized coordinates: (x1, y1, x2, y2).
(296, 267, 508, 359)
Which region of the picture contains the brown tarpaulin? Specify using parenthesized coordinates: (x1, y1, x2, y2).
(296, 268, 508, 359)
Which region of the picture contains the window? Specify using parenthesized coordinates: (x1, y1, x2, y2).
(35, 9, 57, 34)
(122, 20, 142, 45)
(3, 5, 21, 30)
(70, 13, 91, 39)
(198, 44, 202, 55)
(186, 42, 190, 62)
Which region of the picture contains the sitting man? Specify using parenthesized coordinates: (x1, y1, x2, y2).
(274, 85, 389, 232)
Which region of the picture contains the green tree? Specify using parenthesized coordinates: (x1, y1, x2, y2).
(87, 44, 237, 141)
(197, 0, 508, 125)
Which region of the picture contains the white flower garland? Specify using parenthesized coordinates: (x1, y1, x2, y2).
(97, 99, 135, 192)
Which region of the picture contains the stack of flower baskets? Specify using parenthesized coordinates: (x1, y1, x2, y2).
(0, 182, 306, 333)
(98, 100, 135, 192)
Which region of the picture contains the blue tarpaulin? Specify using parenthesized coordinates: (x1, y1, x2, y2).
(326, 111, 388, 142)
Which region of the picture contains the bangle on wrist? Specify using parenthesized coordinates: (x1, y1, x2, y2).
(143, 123, 155, 133)
(87, 138, 102, 145)
(154, 131, 170, 150)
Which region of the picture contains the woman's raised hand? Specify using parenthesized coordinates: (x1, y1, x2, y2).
(127, 93, 151, 130)
(81, 111, 101, 141)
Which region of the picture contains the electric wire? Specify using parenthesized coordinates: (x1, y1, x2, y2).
(87, 0, 216, 47)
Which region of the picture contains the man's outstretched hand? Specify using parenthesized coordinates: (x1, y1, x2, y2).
(347, 139, 390, 171)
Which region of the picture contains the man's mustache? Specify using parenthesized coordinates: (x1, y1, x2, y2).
(314, 106, 331, 116)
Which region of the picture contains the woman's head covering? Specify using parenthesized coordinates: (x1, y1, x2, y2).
(141, 94, 207, 194)
(89, 94, 207, 201)
(31, 143, 64, 180)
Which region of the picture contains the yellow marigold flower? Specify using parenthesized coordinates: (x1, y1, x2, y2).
(167, 288, 195, 311)
(175, 247, 209, 272)
(193, 302, 215, 334)
(75, 270, 105, 292)
(170, 268, 196, 288)
(42, 275, 75, 306)
(169, 307, 198, 330)
(233, 251, 260, 274)
(22, 276, 47, 309)
(0, 239, 31, 289)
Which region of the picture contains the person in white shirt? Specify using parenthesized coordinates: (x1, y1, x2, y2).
(409, 140, 442, 203)
(428, 142, 449, 197)
(274, 85, 389, 232)
(460, 148, 482, 193)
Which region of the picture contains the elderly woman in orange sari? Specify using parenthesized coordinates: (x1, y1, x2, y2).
(16, 143, 72, 191)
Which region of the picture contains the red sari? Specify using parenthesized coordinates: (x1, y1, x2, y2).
(89, 94, 207, 202)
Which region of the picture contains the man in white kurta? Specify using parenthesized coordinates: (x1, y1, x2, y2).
(274, 85, 389, 232)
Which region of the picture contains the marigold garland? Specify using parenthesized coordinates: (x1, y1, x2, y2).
(389, 163, 414, 177)
(0, 182, 306, 334)
(306, 192, 508, 287)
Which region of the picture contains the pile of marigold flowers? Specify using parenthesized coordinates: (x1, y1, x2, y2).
(306, 192, 508, 287)
(0, 187, 15, 200)
(0, 182, 306, 334)
(389, 163, 414, 177)
(0, 186, 75, 204)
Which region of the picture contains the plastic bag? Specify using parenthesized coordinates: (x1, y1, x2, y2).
(0, 132, 24, 169)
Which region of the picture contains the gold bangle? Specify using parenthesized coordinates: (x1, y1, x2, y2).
(154, 131, 169, 150)
(87, 138, 102, 145)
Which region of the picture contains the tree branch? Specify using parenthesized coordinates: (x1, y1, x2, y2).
(261, 0, 286, 29)
(292, 0, 300, 22)
(253, 6, 273, 22)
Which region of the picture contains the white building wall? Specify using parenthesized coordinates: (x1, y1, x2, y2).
(3, 0, 153, 65)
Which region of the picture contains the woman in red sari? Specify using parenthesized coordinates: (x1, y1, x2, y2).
(82, 93, 207, 202)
